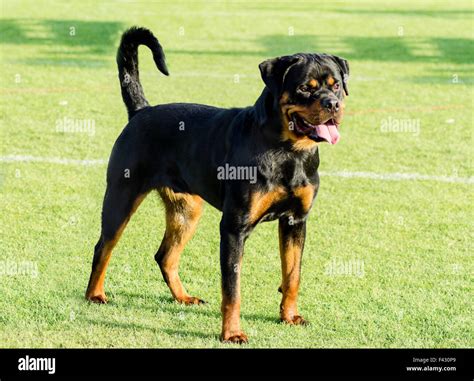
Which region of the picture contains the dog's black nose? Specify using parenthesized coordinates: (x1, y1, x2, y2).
(322, 98, 339, 113)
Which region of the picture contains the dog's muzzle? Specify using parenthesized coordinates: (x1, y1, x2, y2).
(291, 113, 341, 145)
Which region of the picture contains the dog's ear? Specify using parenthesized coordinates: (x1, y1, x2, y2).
(259, 55, 301, 97)
(329, 55, 350, 96)
(254, 87, 275, 126)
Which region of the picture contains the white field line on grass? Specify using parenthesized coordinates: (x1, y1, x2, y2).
(0, 155, 106, 167)
(318, 170, 473, 184)
(1, 154, 472, 185)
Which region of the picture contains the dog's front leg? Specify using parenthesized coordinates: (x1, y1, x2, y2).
(278, 216, 309, 325)
(219, 216, 249, 344)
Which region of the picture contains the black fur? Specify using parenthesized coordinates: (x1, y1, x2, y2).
(117, 26, 169, 120)
(87, 26, 349, 343)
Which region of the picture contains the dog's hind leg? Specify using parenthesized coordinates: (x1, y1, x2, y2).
(155, 187, 204, 305)
(86, 183, 148, 303)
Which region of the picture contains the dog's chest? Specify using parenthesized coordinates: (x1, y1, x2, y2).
(247, 150, 319, 224)
(248, 183, 316, 224)
(257, 149, 319, 187)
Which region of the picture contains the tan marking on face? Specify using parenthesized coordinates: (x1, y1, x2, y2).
(279, 102, 319, 151)
(290, 136, 318, 151)
(280, 91, 290, 104)
(278, 77, 347, 151)
(248, 187, 287, 224)
(279, 93, 319, 151)
(308, 79, 318, 88)
(333, 101, 346, 124)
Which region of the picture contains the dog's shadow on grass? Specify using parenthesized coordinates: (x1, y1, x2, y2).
(120, 290, 281, 325)
(80, 289, 280, 338)
(81, 315, 219, 341)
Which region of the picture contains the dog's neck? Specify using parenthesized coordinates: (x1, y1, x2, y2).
(253, 88, 285, 142)
(252, 88, 319, 157)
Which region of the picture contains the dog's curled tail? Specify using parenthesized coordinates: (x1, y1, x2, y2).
(117, 26, 169, 120)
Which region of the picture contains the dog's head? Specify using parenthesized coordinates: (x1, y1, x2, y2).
(258, 53, 349, 150)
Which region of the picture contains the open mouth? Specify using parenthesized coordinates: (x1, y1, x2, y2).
(290, 113, 341, 145)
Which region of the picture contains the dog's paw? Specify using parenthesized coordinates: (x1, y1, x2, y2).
(220, 331, 249, 344)
(177, 296, 206, 305)
(281, 315, 309, 326)
(86, 293, 108, 304)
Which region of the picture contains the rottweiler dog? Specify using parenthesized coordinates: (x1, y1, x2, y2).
(86, 26, 349, 344)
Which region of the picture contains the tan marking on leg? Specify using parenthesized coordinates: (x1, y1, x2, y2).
(278, 224, 307, 325)
(248, 187, 287, 225)
(220, 260, 247, 344)
(158, 188, 204, 304)
(220, 298, 245, 342)
(86, 193, 148, 303)
(293, 185, 315, 213)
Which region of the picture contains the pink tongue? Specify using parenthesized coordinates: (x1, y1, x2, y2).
(315, 122, 340, 144)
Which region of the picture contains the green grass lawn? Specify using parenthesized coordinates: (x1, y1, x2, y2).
(0, 0, 472, 348)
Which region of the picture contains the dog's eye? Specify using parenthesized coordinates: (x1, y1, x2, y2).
(299, 85, 317, 94)
(298, 85, 310, 93)
(333, 83, 340, 91)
